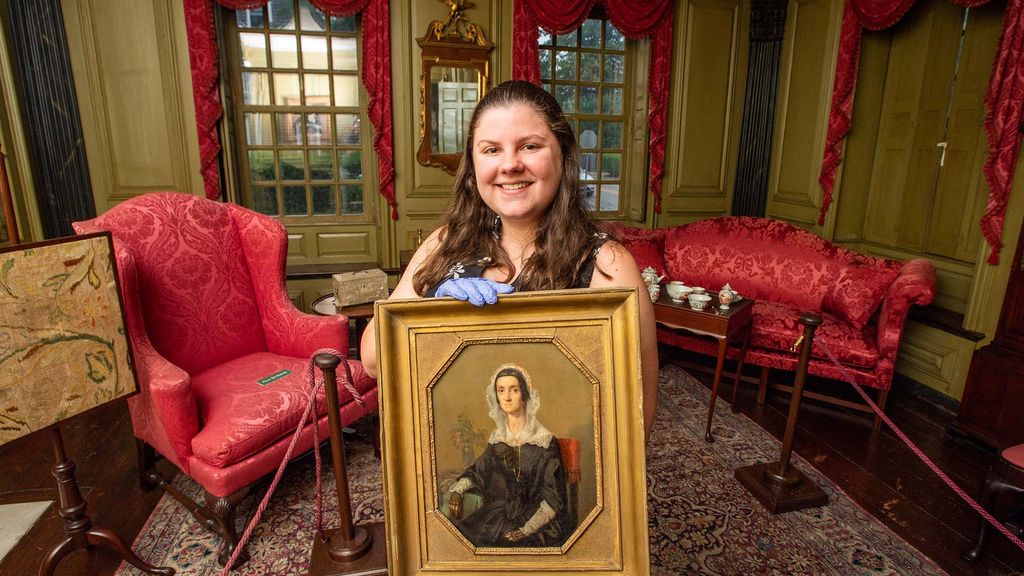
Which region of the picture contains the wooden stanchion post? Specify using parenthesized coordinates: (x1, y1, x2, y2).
(308, 354, 387, 576)
(734, 312, 829, 513)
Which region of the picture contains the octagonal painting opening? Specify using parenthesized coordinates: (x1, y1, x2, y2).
(429, 340, 600, 553)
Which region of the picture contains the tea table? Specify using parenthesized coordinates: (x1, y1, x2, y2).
(653, 292, 753, 442)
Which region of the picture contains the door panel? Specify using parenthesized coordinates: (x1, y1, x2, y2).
(925, 3, 1002, 261)
(63, 0, 202, 213)
(766, 0, 842, 227)
(862, 1, 960, 250)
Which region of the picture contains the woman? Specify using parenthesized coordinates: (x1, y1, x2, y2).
(360, 80, 658, 440)
(443, 364, 572, 547)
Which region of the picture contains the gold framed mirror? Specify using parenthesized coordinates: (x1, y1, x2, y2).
(416, 1, 493, 174)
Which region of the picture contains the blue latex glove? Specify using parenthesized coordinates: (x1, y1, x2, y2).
(435, 277, 514, 306)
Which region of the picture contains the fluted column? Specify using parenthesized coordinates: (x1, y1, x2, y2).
(731, 0, 787, 217)
(6, 0, 94, 238)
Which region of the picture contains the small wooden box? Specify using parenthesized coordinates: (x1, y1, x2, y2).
(333, 269, 388, 307)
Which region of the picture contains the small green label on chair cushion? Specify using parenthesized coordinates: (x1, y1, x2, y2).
(257, 369, 292, 385)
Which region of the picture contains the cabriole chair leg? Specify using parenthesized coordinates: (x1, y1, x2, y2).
(873, 388, 889, 431)
(206, 488, 250, 568)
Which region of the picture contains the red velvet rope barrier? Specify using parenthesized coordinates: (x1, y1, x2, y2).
(814, 339, 1024, 555)
(819, 0, 1023, 266)
(184, 0, 397, 219)
(513, 0, 675, 213)
(219, 348, 364, 574)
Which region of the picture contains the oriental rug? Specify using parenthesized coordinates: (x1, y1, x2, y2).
(117, 365, 945, 575)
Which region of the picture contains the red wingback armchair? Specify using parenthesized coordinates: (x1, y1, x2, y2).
(73, 192, 378, 565)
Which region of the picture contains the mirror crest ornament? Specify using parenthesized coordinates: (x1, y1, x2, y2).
(417, 0, 493, 174)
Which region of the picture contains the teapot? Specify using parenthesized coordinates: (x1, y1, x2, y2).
(718, 283, 737, 309)
(641, 266, 666, 287)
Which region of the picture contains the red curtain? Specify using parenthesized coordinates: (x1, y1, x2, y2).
(512, 0, 675, 213)
(819, 0, 1023, 264)
(183, 0, 397, 219)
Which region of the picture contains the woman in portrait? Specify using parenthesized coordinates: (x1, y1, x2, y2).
(442, 363, 573, 548)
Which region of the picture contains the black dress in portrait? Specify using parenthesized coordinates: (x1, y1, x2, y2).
(452, 438, 573, 548)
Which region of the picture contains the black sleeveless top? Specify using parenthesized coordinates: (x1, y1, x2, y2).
(424, 234, 609, 297)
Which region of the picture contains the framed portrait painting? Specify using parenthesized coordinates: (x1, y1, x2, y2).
(374, 288, 649, 575)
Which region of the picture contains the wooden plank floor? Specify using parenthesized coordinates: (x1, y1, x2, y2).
(1, 352, 1022, 575)
(663, 347, 1024, 576)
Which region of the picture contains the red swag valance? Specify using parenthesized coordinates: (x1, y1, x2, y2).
(512, 0, 675, 213)
(819, 0, 1024, 263)
(183, 0, 397, 219)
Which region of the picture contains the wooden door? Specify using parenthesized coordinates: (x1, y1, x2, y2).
(861, 1, 1002, 261)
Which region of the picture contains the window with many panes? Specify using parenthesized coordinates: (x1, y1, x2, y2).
(539, 16, 628, 215)
(227, 0, 369, 220)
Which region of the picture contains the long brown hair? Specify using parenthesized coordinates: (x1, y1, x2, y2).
(413, 80, 607, 294)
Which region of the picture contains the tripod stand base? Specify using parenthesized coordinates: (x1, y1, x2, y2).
(40, 426, 174, 576)
(308, 522, 387, 576)
(735, 462, 828, 514)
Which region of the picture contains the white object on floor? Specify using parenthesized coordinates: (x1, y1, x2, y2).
(0, 501, 52, 562)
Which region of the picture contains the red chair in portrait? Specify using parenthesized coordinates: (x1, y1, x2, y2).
(73, 192, 378, 565)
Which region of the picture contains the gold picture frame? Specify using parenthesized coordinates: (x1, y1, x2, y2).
(374, 288, 649, 575)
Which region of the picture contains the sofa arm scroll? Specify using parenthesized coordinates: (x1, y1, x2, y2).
(876, 258, 936, 358)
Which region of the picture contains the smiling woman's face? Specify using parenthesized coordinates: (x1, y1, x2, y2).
(494, 375, 525, 416)
(471, 103, 563, 227)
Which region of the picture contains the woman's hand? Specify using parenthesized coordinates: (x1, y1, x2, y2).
(504, 529, 525, 542)
(435, 277, 514, 306)
(447, 491, 463, 519)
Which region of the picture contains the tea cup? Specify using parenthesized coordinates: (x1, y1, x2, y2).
(690, 286, 706, 294)
(687, 292, 712, 310)
(665, 282, 692, 302)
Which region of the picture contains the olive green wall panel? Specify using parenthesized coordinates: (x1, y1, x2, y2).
(284, 225, 379, 265)
(659, 0, 747, 227)
(831, 32, 887, 245)
(895, 322, 975, 400)
(766, 0, 841, 228)
(62, 0, 203, 215)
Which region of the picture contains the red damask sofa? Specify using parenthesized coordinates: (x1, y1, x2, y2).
(607, 217, 936, 426)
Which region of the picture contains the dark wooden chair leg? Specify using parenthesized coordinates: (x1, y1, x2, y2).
(205, 488, 250, 567)
(873, 388, 889, 430)
(965, 469, 1017, 561)
(964, 461, 1024, 562)
(136, 440, 159, 490)
(757, 366, 770, 405)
